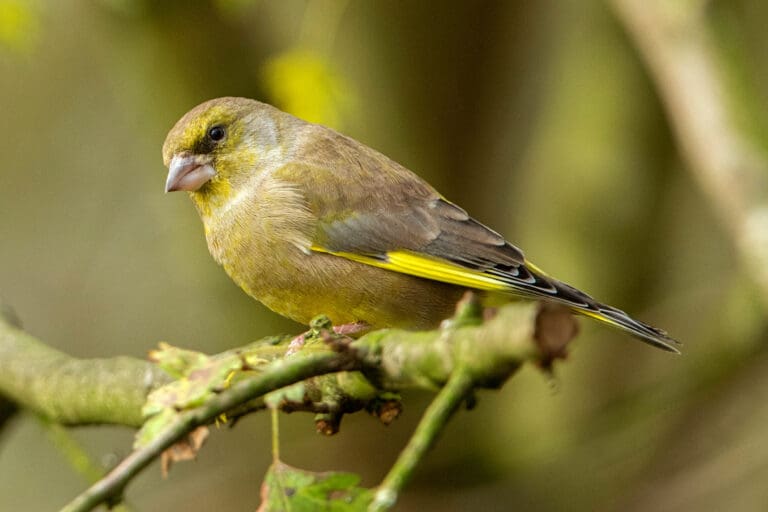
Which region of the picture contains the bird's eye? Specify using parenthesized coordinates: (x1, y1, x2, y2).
(208, 125, 226, 142)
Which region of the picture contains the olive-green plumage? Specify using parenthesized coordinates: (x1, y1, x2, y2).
(162, 97, 679, 352)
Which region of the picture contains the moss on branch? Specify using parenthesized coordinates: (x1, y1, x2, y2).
(0, 298, 574, 431)
(0, 314, 171, 427)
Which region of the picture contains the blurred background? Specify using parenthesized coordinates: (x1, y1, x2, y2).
(1, 0, 767, 510)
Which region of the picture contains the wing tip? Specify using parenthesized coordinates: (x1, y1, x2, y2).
(635, 329, 682, 353)
(579, 306, 682, 353)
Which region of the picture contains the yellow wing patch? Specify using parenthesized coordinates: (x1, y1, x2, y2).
(576, 307, 622, 328)
(311, 246, 510, 292)
(522, 258, 550, 277)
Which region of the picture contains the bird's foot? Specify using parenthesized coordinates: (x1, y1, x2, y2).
(286, 321, 370, 356)
(286, 333, 307, 355)
(332, 321, 370, 336)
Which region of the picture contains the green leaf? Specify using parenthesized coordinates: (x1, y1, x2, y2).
(148, 342, 212, 379)
(258, 461, 372, 512)
(136, 343, 244, 448)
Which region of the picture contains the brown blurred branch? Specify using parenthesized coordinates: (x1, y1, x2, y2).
(0, 304, 20, 438)
(0, 396, 17, 440)
(611, 0, 768, 304)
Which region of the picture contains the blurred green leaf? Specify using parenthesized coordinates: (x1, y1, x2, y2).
(258, 460, 372, 512)
(0, 0, 38, 52)
(261, 49, 353, 129)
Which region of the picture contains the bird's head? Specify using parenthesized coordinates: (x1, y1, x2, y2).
(162, 97, 284, 208)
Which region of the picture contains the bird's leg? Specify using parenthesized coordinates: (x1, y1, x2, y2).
(332, 321, 370, 336)
(286, 321, 370, 355)
(286, 333, 307, 355)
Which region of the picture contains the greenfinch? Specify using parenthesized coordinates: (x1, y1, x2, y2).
(162, 97, 679, 352)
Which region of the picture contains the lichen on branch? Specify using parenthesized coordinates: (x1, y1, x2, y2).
(1, 295, 576, 512)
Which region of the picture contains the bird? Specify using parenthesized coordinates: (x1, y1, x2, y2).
(162, 97, 679, 352)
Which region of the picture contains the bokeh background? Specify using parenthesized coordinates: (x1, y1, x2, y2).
(1, 1, 768, 510)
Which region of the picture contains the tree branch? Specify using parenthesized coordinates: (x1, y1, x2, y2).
(0, 314, 171, 427)
(57, 299, 572, 511)
(0, 396, 17, 442)
(371, 368, 474, 511)
(0, 305, 21, 439)
(60, 349, 360, 512)
(0, 294, 575, 511)
(611, 0, 768, 304)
